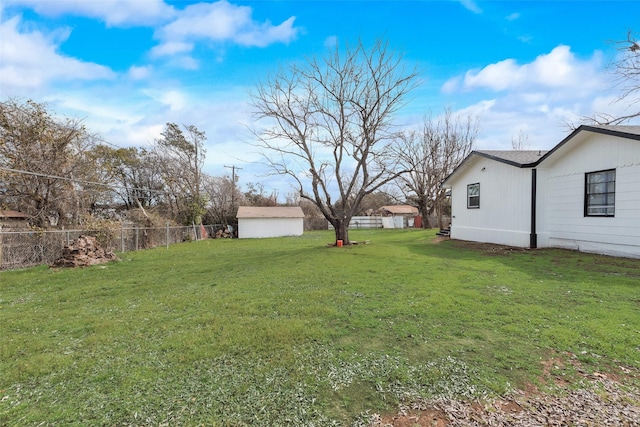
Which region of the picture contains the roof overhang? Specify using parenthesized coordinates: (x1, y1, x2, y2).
(442, 125, 640, 188)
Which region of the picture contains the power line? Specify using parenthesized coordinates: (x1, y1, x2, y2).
(0, 166, 166, 195)
(224, 165, 242, 210)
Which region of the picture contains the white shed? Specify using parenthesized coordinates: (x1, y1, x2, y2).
(442, 125, 640, 258)
(236, 206, 305, 239)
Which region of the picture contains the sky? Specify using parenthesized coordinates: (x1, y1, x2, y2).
(1, 0, 640, 198)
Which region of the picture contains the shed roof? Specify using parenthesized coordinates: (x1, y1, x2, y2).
(0, 210, 30, 219)
(380, 205, 419, 215)
(236, 206, 305, 219)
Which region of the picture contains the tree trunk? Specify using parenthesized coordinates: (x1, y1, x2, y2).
(332, 218, 350, 245)
(414, 195, 431, 229)
(416, 203, 431, 229)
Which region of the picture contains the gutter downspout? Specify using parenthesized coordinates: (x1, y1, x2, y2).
(530, 168, 538, 249)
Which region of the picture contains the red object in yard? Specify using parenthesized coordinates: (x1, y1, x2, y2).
(413, 216, 422, 228)
(336, 240, 343, 247)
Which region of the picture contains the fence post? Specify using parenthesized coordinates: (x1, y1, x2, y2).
(0, 225, 3, 270)
(166, 222, 170, 249)
(135, 227, 139, 251)
(121, 226, 125, 253)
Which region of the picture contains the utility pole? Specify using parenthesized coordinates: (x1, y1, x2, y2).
(224, 165, 242, 219)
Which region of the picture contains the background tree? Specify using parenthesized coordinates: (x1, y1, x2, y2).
(511, 130, 530, 150)
(580, 30, 640, 126)
(155, 123, 207, 225)
(202, 175, 241, 225)
(242, 182, 278, 207)
(355, 191, 395, 216)
(0, 99, 98, 228)
(333, 190, 394, 216)
(88, 145, 164, 211)
(250, 39, 417, 244)
(393, 108, 477, 229)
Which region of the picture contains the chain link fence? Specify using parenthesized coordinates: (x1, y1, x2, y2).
(0, 224, 226, 271)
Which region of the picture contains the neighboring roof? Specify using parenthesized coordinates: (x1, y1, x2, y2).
(442, 124, 640, 188)
(236, 206, 305, 219)
(0, 210, 30, 219)
(475, 150, 548, 167)
(380, 205, 419, 215)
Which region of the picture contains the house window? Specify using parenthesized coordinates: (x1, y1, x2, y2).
(467, 183, 480, 209)
(585, 169, 615, 217)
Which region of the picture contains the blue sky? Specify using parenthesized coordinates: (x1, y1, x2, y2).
(1, 0, 639, 195)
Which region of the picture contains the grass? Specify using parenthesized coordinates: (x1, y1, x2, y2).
(1, 229, 638, 426)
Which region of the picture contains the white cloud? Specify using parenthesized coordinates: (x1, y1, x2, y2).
(153, 1, 299, 57)
(150, 41, 194, 57)
(324, 36, 338, 49)
(448, 45, 605, 96)
(3, 0, 175, 26)
(506, 12, 520, 21)
(438, 45, 623, 151)
(463, 58, 521, 91)
(456, 0, 482, 14)
(127, 65, 153, 80)
(234, 16, 298, 47)
(111, 123, 165, 147)
(441, 76, 462, 94)
(142, 88, 188, 111)
(0, 14, 115, 91)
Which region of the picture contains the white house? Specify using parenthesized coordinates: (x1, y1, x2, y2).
(442, 125, 640, 258)
(236, 206, 305, 239)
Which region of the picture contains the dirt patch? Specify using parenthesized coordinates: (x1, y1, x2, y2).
(431, 236, 449, 244)
(376, 408, 448, 427)
(447, 240, 532, 256)
(373, 353, 639, 426)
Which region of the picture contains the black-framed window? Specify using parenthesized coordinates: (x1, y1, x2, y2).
(467, 183, 480, 209)
(585, 169, 615, 217)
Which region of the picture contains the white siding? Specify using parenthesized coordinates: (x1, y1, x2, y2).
(450, 156, 533, 247)
(538, 133, 640, 257)
(238, 217, 304, 239)
(327, 216, 383, 229)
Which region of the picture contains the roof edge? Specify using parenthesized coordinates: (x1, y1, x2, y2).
(442, 150, 539, 188)
(443, 124, 640, 189)
(537, 124, 640, 165)
(475, 151, 543, 168)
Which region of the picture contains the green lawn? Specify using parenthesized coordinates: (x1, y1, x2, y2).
(1, 229, 638, 426)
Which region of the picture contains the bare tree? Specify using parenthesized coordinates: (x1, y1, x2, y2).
(0, 98, 98, 228)
(578, 30, 640, 127)
(250, 39, 418, 244)
(393, 108, 477, 229)
(202, 175, 241, 225)
(511, 130, 530, 150)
